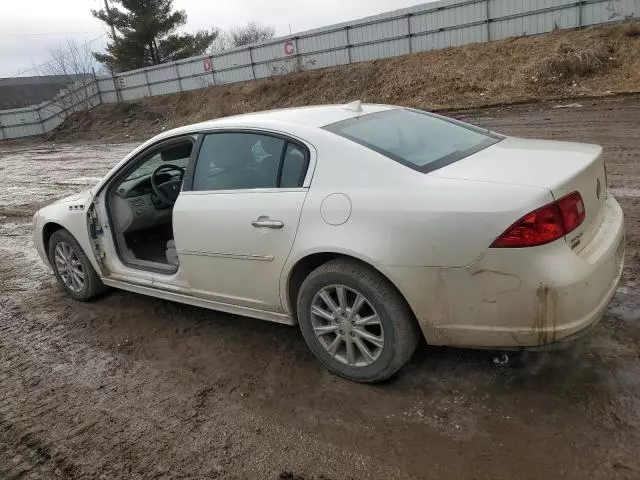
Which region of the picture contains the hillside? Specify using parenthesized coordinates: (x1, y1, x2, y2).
(50, 22, 640, 142)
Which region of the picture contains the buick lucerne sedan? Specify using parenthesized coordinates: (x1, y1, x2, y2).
(33, 102, 625, 382)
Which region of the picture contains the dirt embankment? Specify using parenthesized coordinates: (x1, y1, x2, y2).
(47, 22, 640, 143)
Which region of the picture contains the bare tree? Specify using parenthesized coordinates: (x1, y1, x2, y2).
(210, 22, 276, 53)
(34, 38, 99, 121)
(229, 22, 275, 47)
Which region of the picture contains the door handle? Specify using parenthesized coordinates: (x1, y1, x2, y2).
(251, 219, 284, 229)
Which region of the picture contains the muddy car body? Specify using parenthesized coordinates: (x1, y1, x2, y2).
(33, 103, 625, 382)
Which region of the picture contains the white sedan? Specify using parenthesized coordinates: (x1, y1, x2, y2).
(33, 102, 625, 382)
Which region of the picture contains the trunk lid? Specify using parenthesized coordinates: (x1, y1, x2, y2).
(429, 137, 607, 250)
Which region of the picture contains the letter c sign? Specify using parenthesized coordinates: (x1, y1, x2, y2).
(203, 58, 212, 72)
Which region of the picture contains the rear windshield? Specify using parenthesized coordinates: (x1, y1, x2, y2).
(324, 109, 502, 173)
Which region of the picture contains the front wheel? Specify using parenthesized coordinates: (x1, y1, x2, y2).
(297, 259, 419, 383)
(48, 229, 106, 301)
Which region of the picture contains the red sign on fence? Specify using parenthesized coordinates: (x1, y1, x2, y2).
(118, 77, 126, 88)
(284, 40, 296, 56)
(203, 58, 213, 72)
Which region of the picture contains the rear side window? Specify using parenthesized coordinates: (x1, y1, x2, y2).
(192, 132, 309, 191)
(324, 109, 502, 173)
(280, 143, 308, 188)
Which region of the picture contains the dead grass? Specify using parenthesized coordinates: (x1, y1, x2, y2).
(48, 22, 640, 142)
(533, 40, 613, 82)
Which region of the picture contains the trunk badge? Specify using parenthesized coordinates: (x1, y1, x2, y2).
(596, 178, 601, 200)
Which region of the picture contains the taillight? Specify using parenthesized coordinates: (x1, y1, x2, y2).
(557, 191, 585, 233)
(491, 192, 585, 248)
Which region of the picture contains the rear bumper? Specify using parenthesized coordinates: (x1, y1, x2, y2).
(389, 194, 625, 348)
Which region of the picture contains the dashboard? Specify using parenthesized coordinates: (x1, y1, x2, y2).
(117, 172, 174, 200)
(110, 172, 179, 234)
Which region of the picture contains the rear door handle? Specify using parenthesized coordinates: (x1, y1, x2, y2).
(251, 219, 284, 229)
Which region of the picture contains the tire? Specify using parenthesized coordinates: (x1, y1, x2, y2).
(297, 259, 419, 383)
(48, 229, 106, 301)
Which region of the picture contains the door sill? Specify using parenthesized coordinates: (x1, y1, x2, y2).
(119, 257, 178, 275)
(102, 277, 295, 326)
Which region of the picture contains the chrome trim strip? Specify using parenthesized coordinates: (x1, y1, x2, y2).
(180, 187, 306, 195)
(177, 249, 274, 262)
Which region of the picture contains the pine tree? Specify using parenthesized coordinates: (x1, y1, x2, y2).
(92, 0, 217, 72)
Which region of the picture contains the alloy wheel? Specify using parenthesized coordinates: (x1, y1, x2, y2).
(54, 241, 85, 293)
(310, 285, 384, 367)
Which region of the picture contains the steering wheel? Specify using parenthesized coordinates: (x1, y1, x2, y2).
(150, 164, 185, 208)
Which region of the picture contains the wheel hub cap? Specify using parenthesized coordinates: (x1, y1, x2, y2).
(339, 315, 352, 333)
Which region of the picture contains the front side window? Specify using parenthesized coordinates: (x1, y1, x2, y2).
(192, 132, 309, 191)
(125, 142, 193, 182)
(324, 109, 502, 173)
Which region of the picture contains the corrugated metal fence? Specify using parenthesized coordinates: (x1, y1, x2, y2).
(1, 0, 637, 140)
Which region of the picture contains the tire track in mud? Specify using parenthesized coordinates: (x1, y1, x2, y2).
(0, 284, 396, 479)
(0, 302, 82, 480)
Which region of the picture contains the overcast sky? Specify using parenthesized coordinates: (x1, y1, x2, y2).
(0, 0, 432, 77)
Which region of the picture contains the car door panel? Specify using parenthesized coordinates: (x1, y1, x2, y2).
(172, 189, 307, 311)
(172, 130, 312, 312)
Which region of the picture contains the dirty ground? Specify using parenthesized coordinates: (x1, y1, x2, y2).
(1, 95, 640, 479)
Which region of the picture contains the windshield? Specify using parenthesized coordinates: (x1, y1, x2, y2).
(324, 109, 502, 173)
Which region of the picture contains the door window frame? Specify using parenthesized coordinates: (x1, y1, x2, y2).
(182, 128, 313, 194)
(109, 135, 201, 189)
(95, 134, 201, 198)
(99, 134, 200, 275)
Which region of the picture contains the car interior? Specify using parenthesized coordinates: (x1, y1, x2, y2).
(107, 140, 193, 272)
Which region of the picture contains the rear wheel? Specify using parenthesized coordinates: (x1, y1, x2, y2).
(297, 259, 419, 383)
(48, 229, 106, 301)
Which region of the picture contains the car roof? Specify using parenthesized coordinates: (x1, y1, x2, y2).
(158, 103, 397, 138)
